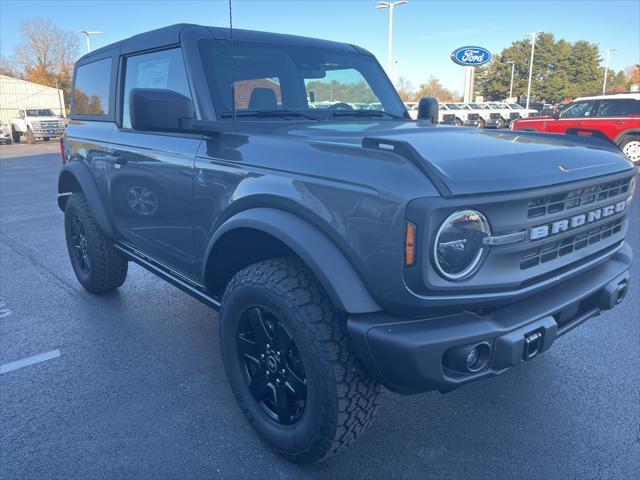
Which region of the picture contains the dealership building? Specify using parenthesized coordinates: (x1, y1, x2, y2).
(0, 75, 65, 124)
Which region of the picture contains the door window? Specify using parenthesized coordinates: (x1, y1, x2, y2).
(73, 58, 112, 115)
(560, 101, 596, 118)
(122, 48, 193, 129)
(597, 99, 640, 117)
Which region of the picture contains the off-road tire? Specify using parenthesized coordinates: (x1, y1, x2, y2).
(64, 192, 128, 293)
(11, 128, 20, 143)
(219, 257, 380, 464)
(26, 128, 35, 144)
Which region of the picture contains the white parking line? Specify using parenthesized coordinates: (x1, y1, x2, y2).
(0, 349, 61, 374)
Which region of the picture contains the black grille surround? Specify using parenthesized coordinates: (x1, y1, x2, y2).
(468, 113, 480, 121)
(404, 171, 635, 303)
(442, 114, 456, 124)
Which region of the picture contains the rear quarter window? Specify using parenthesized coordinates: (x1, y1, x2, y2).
(598, 99, 640, 117)
(73, 58, 112, 116)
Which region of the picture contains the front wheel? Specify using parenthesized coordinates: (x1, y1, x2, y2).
(620, 136, 640, 164)
(455, 118, 463, 127)
(477, 118, 486, 129)
(26, 128, 35, 144)
(219, 257, 379, 464)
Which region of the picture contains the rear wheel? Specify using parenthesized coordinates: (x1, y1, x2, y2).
(620, 136, 640, 164)
(26, 128, 35, 144)
(219, 257, 379, 464)
(64, 192, 128, 293)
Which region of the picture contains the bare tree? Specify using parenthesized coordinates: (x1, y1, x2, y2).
(395, 76, 414, 101)
(13, 18, 80, 111)
(0, 56, 16, 77)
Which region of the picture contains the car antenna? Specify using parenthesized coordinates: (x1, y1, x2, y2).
(228, 0, 237, 129)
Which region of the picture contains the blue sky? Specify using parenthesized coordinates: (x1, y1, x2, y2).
(1, 0, 638, 93)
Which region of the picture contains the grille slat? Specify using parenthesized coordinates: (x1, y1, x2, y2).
(527, 178, 630, 219)
(520, 218, 624, 270)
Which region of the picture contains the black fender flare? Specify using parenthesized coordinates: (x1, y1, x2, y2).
(204, 208, 381, 314)
(57, 162, 115, 238)
(614, 128, 640, 145)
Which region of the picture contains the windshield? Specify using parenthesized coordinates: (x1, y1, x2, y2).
(508, 103, 523, 109)
(445, 103, 461, 110)
(26, 109, 55, 117)
(199, 40, 406, 120)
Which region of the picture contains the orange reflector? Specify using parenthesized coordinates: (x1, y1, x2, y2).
(405, 222, 416, 266)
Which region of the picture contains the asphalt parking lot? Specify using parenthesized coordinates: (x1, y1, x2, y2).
(0, 141, 638, 479)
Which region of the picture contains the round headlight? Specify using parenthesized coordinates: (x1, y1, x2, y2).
(433, 210, 490, 281)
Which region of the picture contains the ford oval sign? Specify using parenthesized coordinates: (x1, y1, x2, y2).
(451, 46, 492, 67)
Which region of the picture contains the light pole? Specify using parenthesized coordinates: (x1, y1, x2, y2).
(601, 48, 617, 94)
(79, 30, 103, 53)
(523, 31, 542, 111)
(376, 1, 408, 82)
(507, 61, 516, 100)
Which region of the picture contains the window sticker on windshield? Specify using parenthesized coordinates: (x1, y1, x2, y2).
(136, 59, 170, 89)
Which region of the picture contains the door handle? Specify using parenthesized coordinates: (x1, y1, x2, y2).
(106, 156, 128, 166)
(613, 121, 624, 124)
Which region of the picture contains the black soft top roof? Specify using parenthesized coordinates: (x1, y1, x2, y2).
(79, 23, 370, 62)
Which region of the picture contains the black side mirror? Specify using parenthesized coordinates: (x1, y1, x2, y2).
(417, 97, 439, 123)
(130, 88, 195, 132)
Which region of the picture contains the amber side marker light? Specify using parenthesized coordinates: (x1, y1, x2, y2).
(405, 222, 416, 266)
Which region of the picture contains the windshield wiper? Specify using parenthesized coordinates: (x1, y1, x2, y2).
(330, 110, 404, 119)
(221, 109, 319, 120)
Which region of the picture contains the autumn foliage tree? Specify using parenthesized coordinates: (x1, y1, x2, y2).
(11, 18, 80, 113)
(416, 76, 460, 102)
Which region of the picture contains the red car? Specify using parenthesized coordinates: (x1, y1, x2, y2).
(512, 93, 640, 164)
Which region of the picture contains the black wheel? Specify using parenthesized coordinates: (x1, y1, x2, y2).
(619, 136, 640, 164)
(220, 257, 379, 464)
(477, 118, 486, 129)
(64, 192, 128, 293)
(496, 118, 505, 129)
(11, 128, 20, 143)
(455, 118, 463, 127)
(26, 128, 35, 144)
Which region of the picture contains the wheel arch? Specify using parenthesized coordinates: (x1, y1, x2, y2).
(58, 162, 115, 238)
(203, 208, 381, 314)
(615, 129, 640, 145)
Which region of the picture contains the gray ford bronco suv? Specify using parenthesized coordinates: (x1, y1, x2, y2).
(59, 24, 636, 463)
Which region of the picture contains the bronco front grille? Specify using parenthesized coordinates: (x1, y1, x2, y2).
(527, 178, 631, 219)
(520, 217, 624, 270)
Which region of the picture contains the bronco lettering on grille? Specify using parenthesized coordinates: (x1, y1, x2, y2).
(530, 200, 627, 240)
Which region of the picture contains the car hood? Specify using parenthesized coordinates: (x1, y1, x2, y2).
(283, 121, 633, 196)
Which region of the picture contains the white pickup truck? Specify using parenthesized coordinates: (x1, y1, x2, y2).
(10, 108, 65, 144)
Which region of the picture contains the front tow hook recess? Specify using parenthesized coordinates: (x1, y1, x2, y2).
(523, 332, 542, 360)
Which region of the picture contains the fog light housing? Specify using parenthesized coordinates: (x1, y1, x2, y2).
(443, 342, 491, 374)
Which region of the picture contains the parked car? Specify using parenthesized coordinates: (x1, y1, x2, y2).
(0, 122, 11, 144)
(10, 108, 66, 144)
(484, 103, 513, 128)
(512, 93, 640, 164)
(505, 102, 538, 119)
(466, 103, 494, 128)
(59, 24, 635, 464)
(438, 103, 464, 125)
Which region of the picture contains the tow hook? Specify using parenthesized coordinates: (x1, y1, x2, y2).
(523, 331, 543, 360)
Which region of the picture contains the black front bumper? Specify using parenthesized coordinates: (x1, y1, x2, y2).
(348, 243, 632, 394)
